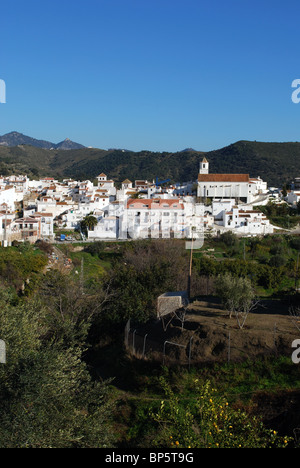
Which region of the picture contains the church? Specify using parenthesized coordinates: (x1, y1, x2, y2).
(197, 157, 267, 204)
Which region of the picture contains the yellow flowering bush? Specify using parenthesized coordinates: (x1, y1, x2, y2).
(151, 378, 292, 448)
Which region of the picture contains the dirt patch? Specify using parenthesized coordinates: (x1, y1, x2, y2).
(126, 299, 300, 365)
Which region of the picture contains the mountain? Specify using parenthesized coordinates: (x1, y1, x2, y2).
(0, 137, 299, 187)
(55, 138, 86, 150)
(0, 132, 85, 150)
(181, 148, 197, 152)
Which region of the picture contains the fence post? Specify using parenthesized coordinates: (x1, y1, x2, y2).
(273, 322, 277, 352)
(132, 329, 137, 355)
(188, 337, 193, 370)
(163, 340, 188, 366)
(142, 333, 148, 358)
(163, 340, 167, 366)
(125, 319, 131, 348)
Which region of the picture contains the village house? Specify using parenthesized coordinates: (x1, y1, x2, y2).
(96, 173, 116, 197)
(220, 206, 273, 235)
(287, 190, 300, 207)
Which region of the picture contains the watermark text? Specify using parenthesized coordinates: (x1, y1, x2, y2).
(292, 79, 300, 104)
(0, 79, 6, 104)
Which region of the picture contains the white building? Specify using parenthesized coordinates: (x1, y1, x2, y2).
(212, 199, 236, 221)
(0, 186, 19, 211)
(221, 206, 273, 235)
(120, 198, 203, 240)
(197, 158, 267, 204)
(96, 173, 116, 197)
(287, 191, 300, 207)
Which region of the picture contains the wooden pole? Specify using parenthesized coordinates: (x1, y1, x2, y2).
(188, 230, 194, 300)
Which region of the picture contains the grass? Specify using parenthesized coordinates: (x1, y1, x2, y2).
(97, 343, 300, 446)
(67, 250, 111, 280)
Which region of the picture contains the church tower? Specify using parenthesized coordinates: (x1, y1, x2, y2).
(199, 157, 209, 174)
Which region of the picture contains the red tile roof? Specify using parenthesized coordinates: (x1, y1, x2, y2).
(198, 174, 250, 183)
(127, 198, 184, 209)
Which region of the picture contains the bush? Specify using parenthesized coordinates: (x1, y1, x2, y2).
(151, 379, 291, 448)
(84, 241, 105, 257)
(220, 231, 238, 247)
(269, 254, 288, 268)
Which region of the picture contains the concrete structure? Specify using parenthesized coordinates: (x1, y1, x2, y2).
(157, 291, 189, 318)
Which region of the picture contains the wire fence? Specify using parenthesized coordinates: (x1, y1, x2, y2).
(124, 317, 298, 368)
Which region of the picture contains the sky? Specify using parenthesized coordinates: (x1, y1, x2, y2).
(1, 0, 300, 152)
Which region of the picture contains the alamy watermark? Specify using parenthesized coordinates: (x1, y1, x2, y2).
(292, 339, 300, 364)
(292, 79, 300, 104)
(0, 79, 6, 103)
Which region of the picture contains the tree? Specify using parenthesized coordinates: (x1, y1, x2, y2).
(215, 273, 257, 328)
(0, 281, 116, 448)
(103, 240, 189, 324)
(37, 270, 113, 346)
(80, 214, 98, 235)
(0, 344, 115, 448)
(269, 254, 287, 268)
(282, 184, 287, 198)
(220, 231, 238, 247)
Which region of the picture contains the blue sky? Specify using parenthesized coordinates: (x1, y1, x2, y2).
(1, 0, 300, 152)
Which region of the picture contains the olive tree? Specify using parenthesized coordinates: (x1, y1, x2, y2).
(215, 273, 258, 329)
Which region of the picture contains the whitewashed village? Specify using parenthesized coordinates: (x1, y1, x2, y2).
(0, 157, 292, 246)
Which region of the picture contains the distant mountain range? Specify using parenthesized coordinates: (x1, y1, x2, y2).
(0, 132, 299, 187)
(0, 132, 85, 150)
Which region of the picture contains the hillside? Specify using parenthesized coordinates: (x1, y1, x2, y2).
(0, 132, 85, 150)
(0, 139, 300, 186)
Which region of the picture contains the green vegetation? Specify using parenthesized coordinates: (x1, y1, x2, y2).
(2, 139, 300, 185)
(80, 214, 98, 236)
(151, 379, 291, 448)
(0, 279, 115, 448)
(258, 202, 300, 229)
(193, 233, 300, 296)
(0, 242, 48, 295)
(0, 236, 300, 447)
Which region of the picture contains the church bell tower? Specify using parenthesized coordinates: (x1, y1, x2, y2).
(199, 157, 209, 174)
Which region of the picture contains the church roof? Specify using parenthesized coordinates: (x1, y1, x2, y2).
(202, 157, 208, 163)
(198, 173, 250, 183)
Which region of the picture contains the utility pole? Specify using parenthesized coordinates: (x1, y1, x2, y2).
(295, 252, 299, 291)
(188, 229, 194, 300)
(0, 340, 6, 364)
(3, 205, 7, 247)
